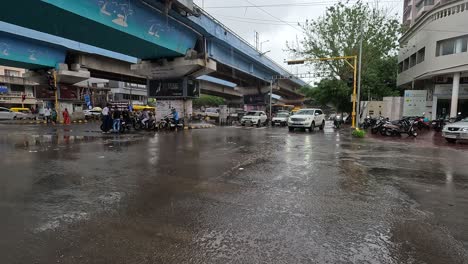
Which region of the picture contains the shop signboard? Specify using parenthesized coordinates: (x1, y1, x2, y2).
(403, 90, 427, 117)
(147, 77, 200, 98)
(0, 85, 8, 94)
(434, 84, 468, 97)
(244, 94, 267, 105)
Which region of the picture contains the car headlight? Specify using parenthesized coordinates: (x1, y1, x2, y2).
(462, 128, 468, 132)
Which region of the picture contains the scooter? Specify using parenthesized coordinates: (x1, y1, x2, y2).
(381, 118, 418, 137)
(333, 115, 343, 129)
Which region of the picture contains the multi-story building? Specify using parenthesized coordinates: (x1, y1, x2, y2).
(0, 66, 39, 109)
(108, 81, 147, 106)
(398, 0, 468, 120)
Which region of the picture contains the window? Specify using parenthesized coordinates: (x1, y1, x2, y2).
(10, 84, 24, 92)
(417, 47, 425, 64)
(398, 62, 403, 73)
(403, 58, 409, 71)
(409, 53, 417, 68)
(4, 69, 20, 77)
(436, 35, 468, 56)
(315, 110, 323, 115)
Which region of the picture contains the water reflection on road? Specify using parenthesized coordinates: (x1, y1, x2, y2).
(0, 124, 467, 263)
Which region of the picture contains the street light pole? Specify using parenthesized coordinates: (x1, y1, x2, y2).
(356, 23, 363, 129)
(269, 79, 273, 125)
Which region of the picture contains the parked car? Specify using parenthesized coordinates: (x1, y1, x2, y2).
(205, 108, 220, 119)
(442, 117, 468, 143)
(83, 109, 102, 119)
(288, 108, 326, 132)
(10, 108, 36, 120)
(240, 111, 268, 127)
(272, 112, 290, 126)
(0, 107, 17, 120)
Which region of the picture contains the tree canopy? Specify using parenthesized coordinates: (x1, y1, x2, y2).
(288, 1, 402, 111)
(192, 94, 226, 108)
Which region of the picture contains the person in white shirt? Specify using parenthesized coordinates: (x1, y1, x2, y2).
(44, 107, 51, 124)
(101, 105, 111, 132)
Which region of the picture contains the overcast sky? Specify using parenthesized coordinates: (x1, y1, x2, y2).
(193, 0, 403, 84)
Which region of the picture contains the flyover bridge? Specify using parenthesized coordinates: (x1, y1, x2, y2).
(0, 0, 305, 101)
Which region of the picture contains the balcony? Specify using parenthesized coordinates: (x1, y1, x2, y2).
(0, 75, 38, 86)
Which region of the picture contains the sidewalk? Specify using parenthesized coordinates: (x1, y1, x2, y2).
(0, 119, 89, 125)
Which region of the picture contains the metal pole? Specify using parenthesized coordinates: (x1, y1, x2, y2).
(53, 69, 61, 122)
(356, 23, 363, 129)
(352, 56, 357, 129)
(269, 79, 273, 125)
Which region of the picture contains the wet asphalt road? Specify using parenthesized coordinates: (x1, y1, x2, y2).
(0, 122, 468, 264)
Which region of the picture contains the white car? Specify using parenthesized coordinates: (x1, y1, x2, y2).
(241, 111, 268, 127)
(288, 108, 326, 132)
(83, 109, 102, 119)
(0, 107, 17, 120)
(442, 117, 468, 143)
(272, 112, 290, 126)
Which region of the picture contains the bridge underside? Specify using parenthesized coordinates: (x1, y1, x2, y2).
(0, 32, 66, 69)
(0, 0, 197, 59)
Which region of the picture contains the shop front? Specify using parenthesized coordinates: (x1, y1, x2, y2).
(432, 84, 468, 119)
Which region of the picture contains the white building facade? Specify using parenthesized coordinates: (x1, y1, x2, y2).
(398, 0, 468, 120)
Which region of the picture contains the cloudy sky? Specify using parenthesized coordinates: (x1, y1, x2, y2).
(193, 0, 403, 84)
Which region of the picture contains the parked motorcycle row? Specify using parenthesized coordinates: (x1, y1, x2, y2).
(359, 115, 448, 137)
(101, 114, 184, 133)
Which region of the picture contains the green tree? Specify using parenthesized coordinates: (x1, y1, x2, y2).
(193, 94, 225, 108)
(288, 1, 402, 110)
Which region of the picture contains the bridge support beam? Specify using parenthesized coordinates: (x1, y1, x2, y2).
(131, 57, 216, 80)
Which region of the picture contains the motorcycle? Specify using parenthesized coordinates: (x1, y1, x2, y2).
(370, 117, 387, 134)
(119, 118, 132, 133)
(360, 116, 376, 130)
(333, 115, 343, 129)
(431, 118, 446, 132)
(380, 117, 418, 137)
(158, 115, 184, 131)
(414, 116, 431, 130)
(134, 116, 156, 131)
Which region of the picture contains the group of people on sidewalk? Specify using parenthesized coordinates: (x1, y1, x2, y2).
(101, 104, 132, 133)
(43, 107, 71, 125)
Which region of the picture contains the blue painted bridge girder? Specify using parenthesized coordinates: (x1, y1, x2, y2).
(0, 31, 66, 69)
(0, 0, 198, 59)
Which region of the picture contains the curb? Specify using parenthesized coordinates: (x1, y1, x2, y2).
(1, 120, 89, 125)
(185, 124, 216, 130)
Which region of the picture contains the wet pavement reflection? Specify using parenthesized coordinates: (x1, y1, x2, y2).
(0, 123, 467, 263)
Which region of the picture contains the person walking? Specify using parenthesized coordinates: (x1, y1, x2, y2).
(112, 106, 121, 133)
(63, 108, 71, 125)
(51, 108, 57, 125)
(44, 107, 51, 124)
(101, 104, 111, 133)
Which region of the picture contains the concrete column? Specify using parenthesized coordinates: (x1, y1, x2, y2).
(450, 72, 461, 118)
(432, 96, 438, 120)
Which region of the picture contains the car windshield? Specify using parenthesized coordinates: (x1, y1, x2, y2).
(295, 110, 314, 115)
(277, 113, 289, 117)
(246, 112, 261, 116)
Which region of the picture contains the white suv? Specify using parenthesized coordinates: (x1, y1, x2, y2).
(288, 109, 326, 132)
(241, 111, 268, 127)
